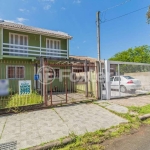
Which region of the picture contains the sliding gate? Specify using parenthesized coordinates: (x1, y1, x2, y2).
(103, 60, 150, 100)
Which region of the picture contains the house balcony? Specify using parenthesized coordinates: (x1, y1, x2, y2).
(2, 43, 68, 59)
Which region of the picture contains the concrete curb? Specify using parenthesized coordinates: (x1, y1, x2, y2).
(139, 114, 150, 121)
(28, 137, 74, 150)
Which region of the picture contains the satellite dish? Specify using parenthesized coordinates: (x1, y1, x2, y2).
(146, 6, 150, 24)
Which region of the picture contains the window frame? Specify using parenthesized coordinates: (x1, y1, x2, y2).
(48, 68, 60, 79)
(54, 68, 60, 78)
(110, 77, 114, 82)
(9, 32, 28, 56)
(46, 38, 61, 50)
(6, 65, 25, 79)
(114, 77, 121, 81)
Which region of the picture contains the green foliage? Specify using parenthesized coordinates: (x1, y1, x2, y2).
(0, 92, 43, 109)
(109, 45, 150, 63)
(129, 104, 150, 115)
(143, 118, 150, 124)
(109, 45, 150, 74)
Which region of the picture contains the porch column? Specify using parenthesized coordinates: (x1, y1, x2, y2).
(105, 60, 111, 100)
(42, 58, 48, 106)
(84, 59, 88, 97)
(67, 39, 69, 59)
(95, 61, 101, 99)
(0, 28, 3, 59)
(40, 35, 41, 56)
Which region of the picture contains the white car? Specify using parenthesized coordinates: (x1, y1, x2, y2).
(110, 76, 141, 93)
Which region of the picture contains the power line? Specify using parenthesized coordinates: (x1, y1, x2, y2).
(102, 0, 131, 13)
(101, 5, 149, 24)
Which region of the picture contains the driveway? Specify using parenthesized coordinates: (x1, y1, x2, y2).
(102, 90, 149, 99)
(105, 95, 150, 107)
(0, 103, 127, 149)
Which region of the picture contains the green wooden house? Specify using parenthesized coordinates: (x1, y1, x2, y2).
(0, 20, 72, 94)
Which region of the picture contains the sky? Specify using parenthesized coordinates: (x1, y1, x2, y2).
(0, 0, 150, 60)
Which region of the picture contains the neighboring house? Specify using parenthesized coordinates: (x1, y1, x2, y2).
(69, 55, 116, 75)
(0, 20, 72, 93)
(70, 55, 116, 75)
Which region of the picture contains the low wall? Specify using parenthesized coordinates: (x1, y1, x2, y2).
(75, 71, 97, 98)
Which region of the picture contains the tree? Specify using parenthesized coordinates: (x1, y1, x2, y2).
(109, 45, 150, 74)
(109, 45, 150, 63)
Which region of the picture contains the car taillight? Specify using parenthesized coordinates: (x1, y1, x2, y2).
(127, 80, 133, 84)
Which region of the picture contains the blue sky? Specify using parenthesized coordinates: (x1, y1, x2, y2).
(0, 0, 150, 59)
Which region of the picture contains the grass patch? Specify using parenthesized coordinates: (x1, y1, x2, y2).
(129, 104, 150, 115)
(0, 92, 43, 109)
(52, 122, 140, 150)
(143, 118, 150, 124)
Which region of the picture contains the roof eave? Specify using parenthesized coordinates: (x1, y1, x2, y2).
(0, 25, 73, 40)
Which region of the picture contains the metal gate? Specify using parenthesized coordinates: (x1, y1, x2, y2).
(103, 60, 150, 100)
(42, 60, 99, 106)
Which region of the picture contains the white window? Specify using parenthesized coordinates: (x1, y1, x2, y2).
(46, 39, 61, 57)
(9, 33, 28, 56)
(6, 66, 25, 79)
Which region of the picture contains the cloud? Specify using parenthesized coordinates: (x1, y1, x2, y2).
(77, 46, 79, 49)
(83, 40, 86, 43)
(19, 8, 29, 13)
(4, 20, 16, 23)
(61, 7, 66, 10)
(74, 0, 81, 4)
(43, 4, 51, 10)
(17, 17, 28, 22)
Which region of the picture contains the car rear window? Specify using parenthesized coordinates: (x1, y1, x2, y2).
(123, 76, 134, 79)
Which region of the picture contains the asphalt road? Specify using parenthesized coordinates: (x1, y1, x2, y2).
(103, 125, 150, 150)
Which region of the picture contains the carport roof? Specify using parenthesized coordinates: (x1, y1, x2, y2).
(70, 55, 104, 63)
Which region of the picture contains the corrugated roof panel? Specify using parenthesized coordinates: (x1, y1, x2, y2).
(0, 21, 72, 39)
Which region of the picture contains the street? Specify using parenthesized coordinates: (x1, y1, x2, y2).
(103, 125, 150, 150)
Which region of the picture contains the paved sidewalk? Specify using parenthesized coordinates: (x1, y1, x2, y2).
(0, 103, 127, 150)
(96, 101, 129, 114)
(106, 95, 150, 107)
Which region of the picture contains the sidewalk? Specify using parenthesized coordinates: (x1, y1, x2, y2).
(0, 103, 127, 149)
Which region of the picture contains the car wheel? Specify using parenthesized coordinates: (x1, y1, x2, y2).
(120, 85, 127, 93)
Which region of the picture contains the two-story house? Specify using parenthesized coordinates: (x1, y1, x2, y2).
(0, 20, 72, 94)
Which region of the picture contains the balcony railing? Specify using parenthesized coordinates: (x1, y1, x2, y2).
(2, 43, 68, 59)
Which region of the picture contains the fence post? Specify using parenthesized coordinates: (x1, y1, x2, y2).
(42, 58, 48, 106)
(105, 60, 111, 100)
(35, 63, 38, 90)
(95, 61, 101, 99)
(65, 66, 68, 103)
(84, 59, 88, 97)
(40, 57, 43, 96)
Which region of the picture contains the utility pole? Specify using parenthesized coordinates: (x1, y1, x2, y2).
(96, 11, 100, 61)
(96, 11, 102, 99)
(146, 6, 150, 24)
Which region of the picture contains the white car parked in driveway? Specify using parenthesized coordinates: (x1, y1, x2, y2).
(110, 76, 141, 93)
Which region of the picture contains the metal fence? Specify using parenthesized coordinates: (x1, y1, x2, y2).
(0, 59, 99, 111)
(43, 60, 98, 106)
(0, 60, 43, 110)
(103, 60, 150, 99)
